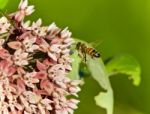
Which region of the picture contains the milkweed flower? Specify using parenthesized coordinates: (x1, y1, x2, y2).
(0, 0, 80, 114)
(0, 17, 11, 34)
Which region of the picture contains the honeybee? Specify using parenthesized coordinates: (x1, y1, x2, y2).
(76, 42, 101, 62)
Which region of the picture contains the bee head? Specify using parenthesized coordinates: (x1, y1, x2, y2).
(76, 42, 81, 50)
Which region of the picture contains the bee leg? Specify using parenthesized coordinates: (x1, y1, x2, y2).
(78, 52, 83, 58)
(83, 52, 87, 63)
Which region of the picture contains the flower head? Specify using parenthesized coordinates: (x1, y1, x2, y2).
(0, 0, 80, 114)
(13, 0, 35, 22)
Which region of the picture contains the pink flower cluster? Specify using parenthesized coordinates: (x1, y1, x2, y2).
(0, 0, 80, 114)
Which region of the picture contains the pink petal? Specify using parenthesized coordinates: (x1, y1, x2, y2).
(0, 60, 9, 69)
(10, 109, 18, 114)
(17, 110, 23, 114)
(43, 59, 55, 67)
(7, 41, 22, 50)
(40, 79, 54, 95)
(46, 110, 50, 114)
(50, 38, 63, 44)
(17, 67, 26, 75)
(9, 84, 18, 93)
(15, 11, 25, 22)
(0, 49, 10, 59)
(18, 31, 31, 40)
(26, 5, 35, 15)
(7, 66, 17, 76)
(34, 71, 47, 79)
(40, 79, 49, 89)
(36, 60, 47, 71)
(33, 89, 49, 95)
(17, 78, 26, 93)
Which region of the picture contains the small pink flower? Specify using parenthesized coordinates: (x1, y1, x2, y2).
(36, 38, 49, 52)
(40, 79, 54, 95)
(48, 44, 61, 61)
(0, 17, 11, 34)
(30, 19, 47, 36)
(13, 49, 29, 66)
(0, 48, 11, 59)
(31, 19, 42, 30)
(14, 0, 35, 22)
(8, 36, 39, 53)
(0, 60, 16, 77)
(23, 91, 42, 104)
(22, 36, 39, 52)
(23, 72, 39, 89)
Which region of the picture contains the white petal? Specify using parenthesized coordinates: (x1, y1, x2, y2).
(38, 103, 46, 114)
(41, 98, 53, 105)
(3, 107, 9, 114)
(48, 22, 56, 31)
(50, 44, 61, 53)
(21, 60, 28, 65)
(19, 0, 28, 10)
(15, 103, 23, 110)
(48, 52, 57, 61)
(70, 80, 81, 86)
(61, 28, 72, 38)
(26, 5, 35, 15)
(67, 108, 74, 114)
(65, 64, 72, 71)
(61, 49, 70, 54)
(36, 18, 42, 27)
(0, 39, 5, 46)
(21, 52, 28, 58)
(20, 95, 29, 108)
(64, 38, 74, 44)
(70, 99, 80, 104)
(30, 37, 37, 43)
(55, 81, 67, 89)
(68, 102, 78, 109)
(24, 111, 30, 114)
(22, 20, 31, 29)
(14, 49, 22, 55)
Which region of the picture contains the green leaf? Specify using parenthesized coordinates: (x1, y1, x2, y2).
(67, 50, 81, 80)
(105, 54, 141, 86)
(0, 0, 8, 9)
(87, 56, 114, 114)
(87, 57, 110, 90)
(95, 89, 113, 114)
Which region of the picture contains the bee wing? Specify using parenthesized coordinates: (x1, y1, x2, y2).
(88, 40, 103, 48)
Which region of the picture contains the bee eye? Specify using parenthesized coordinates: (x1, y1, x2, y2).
(95, 53, 100, 57)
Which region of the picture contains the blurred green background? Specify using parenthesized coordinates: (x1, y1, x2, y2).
(3, 0, 150, 114)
